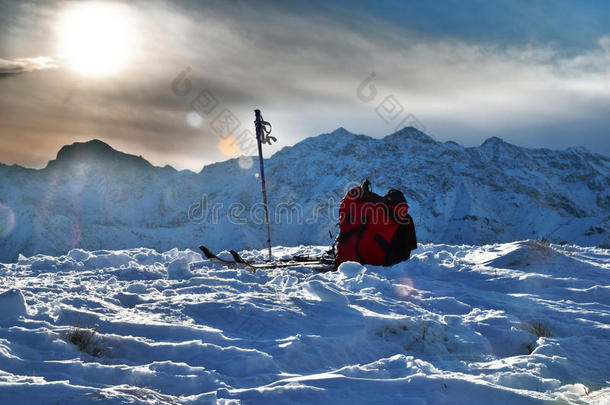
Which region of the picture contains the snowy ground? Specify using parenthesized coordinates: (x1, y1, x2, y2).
(0, 240, 608, 404)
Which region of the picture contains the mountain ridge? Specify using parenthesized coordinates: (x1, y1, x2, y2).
(2, 128, 604, 173)
(0, 127, 608, 262)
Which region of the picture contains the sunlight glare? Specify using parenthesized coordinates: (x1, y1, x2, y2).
(58, 2, 135, 77)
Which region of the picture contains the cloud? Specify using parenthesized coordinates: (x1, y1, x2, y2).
(152, 2, 610, 153)
(0, 57, 58, 77)
(0, 1, 609, 170)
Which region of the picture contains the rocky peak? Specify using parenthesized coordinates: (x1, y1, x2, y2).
(46, 139, 152, 170)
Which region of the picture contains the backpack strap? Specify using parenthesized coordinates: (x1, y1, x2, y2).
(374, 234, 391, 253)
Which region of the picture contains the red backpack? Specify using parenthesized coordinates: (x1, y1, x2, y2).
(335, 179, 417, 266)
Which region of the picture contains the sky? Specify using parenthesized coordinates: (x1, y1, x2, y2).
(0, 0, 609, 171)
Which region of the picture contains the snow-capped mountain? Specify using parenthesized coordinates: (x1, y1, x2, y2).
(0, 127, 608, 262)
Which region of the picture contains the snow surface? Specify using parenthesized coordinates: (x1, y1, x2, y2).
(0, 240, 608, 404)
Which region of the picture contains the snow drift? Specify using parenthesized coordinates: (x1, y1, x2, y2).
(0, 241, 608, 403)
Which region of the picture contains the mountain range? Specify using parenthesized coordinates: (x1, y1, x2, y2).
(0, 127, 608, 262)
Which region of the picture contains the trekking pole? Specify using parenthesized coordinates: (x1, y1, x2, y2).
(254, 109, 276, 261)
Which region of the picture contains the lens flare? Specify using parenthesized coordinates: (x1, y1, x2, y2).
(218, 136, 240, 157)
(186, 111, 203, 127)
(0, 203, 16, 238)
(38, 175, 83, 249)
(70, 219, 82, 248)
(395, 277, 415, 299)
(238, 155, 253, 170)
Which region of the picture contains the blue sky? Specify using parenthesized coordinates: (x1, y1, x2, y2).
(349, 0, 610, 51)
(0, 0, 609, 170)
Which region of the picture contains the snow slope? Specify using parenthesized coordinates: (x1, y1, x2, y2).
(0, 128, 609, 261)
(0, 241, 608, 404)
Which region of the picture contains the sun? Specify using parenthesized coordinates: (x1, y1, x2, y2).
(58, 2, 135, 77)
